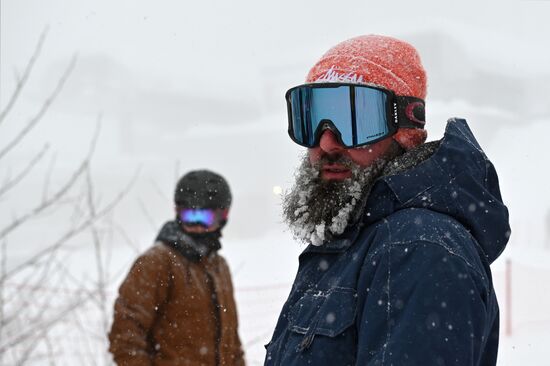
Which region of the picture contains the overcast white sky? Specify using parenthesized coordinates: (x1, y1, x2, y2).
(1, 0, 550, 243)
(3, 0, 550, 94)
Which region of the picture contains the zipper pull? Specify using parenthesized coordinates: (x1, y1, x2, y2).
(296, 331, 315, 352)
(296, 317, 320, 352)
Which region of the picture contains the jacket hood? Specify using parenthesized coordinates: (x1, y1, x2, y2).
(364, 118, 510, 263)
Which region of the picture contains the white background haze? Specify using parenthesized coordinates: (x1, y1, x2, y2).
(1, 0, 550, 364)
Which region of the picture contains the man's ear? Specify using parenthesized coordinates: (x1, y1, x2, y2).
(393, 129, 427, 150)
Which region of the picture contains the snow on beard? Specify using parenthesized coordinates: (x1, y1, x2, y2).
(283, 153, 387, 246)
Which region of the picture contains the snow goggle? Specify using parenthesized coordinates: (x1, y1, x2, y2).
(285, 83, 426, 148)
(178, 208, 229, 228)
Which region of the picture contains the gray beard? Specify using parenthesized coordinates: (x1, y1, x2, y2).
(282, 146, 402, 246)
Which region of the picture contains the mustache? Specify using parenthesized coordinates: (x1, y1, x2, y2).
(313, 153, 354, 169)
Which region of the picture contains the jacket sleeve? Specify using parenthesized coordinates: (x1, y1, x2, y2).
(355, 240, 495, 366)
(108, 247, 171, 366)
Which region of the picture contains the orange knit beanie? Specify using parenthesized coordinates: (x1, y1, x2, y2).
(306, 35, 428, 149)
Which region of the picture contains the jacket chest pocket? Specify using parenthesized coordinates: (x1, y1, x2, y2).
(289, 287, 357, 353)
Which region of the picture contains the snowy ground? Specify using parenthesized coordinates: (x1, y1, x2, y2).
(492, 246, 550, 366)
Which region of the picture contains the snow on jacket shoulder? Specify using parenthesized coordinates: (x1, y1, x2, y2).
(264, 119, 509, 366)
(109, 243, 245, 366)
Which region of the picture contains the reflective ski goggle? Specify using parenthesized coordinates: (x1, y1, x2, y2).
(285, 83, 425, 148)
(178, 208, 229, 228)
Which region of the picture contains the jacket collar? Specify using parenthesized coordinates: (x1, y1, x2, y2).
(156, 220, 221, 262)
(340, 118, 508, 263)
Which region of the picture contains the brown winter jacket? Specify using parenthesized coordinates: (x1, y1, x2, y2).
(108, 240, 245, 366)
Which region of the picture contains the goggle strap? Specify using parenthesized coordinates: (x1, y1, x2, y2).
(396, 96, 426, 129)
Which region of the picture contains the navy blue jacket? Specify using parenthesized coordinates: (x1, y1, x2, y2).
(265, 119, 510, 366)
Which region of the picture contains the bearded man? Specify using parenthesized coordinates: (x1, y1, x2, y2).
(264, 35, 510, 366)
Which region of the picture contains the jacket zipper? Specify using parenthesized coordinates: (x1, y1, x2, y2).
(205, 270, 221, 366)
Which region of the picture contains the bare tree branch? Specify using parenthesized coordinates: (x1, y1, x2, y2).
(68, 305, 99, 366)
(0, 28, 48, 125)
(3, 202, 104, 282)
(113, 222, 141, 254)
(2, 266, 92, 362)
(0, 29, 139, 364)
(104, 214, 116, 282)
(2, 168, 138, 281)
(0, 240, 7, 365)
(0, 144, 50, 198)
(150, 178, 170, 202)
(0, 54, 77, 162)
(85, 165, 110, 340)
(0, 159, 87, 240)
(44, 334, 56, 366)
(10, 263, 69, 337)
(138, 197, 158, 232)
(0, 119, 99, 241)
(0, 294, 88, 356)
(1, 256, 66, 329)
(42, 151, 57, 202)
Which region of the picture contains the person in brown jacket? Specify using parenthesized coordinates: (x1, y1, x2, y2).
(109, 170, 245, 366)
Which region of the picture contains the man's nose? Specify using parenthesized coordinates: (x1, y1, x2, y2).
(319, 129, 345, 154)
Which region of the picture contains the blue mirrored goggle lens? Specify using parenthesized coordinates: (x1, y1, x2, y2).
(354, 87, 389, 144)
(309, 87, 354, 146)
(179, 209, 216, 226)
(287, 85, 390, 147)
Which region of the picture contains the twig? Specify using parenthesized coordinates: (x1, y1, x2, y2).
(44, 333, 56, 366)
(0, 28, 48, 125)
(138, 197, 158, 232)
(0, 54, 77, 162)
(2, 167, 137, 281)
(68, 304, 98, 366)
(0, 294, 88, 356)
(1, 267, 78, 356)
(0, 144, 49, 198)
(1, 269, 88, 357)
(150, 178, 169, 202)
(0, 118, 100, 241)
(1, 255, 65, 329)
(0, 158, 87, 240)
(114, 222, 141, 253)
(42, 151, 57, 202)
(0, 240, 7, 364)
(85, 165, 110, 338)
(104, 214, 116, 283)
(1, 196, 120, 282)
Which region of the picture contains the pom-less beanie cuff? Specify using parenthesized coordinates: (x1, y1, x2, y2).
(306, 35, 427, 100)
